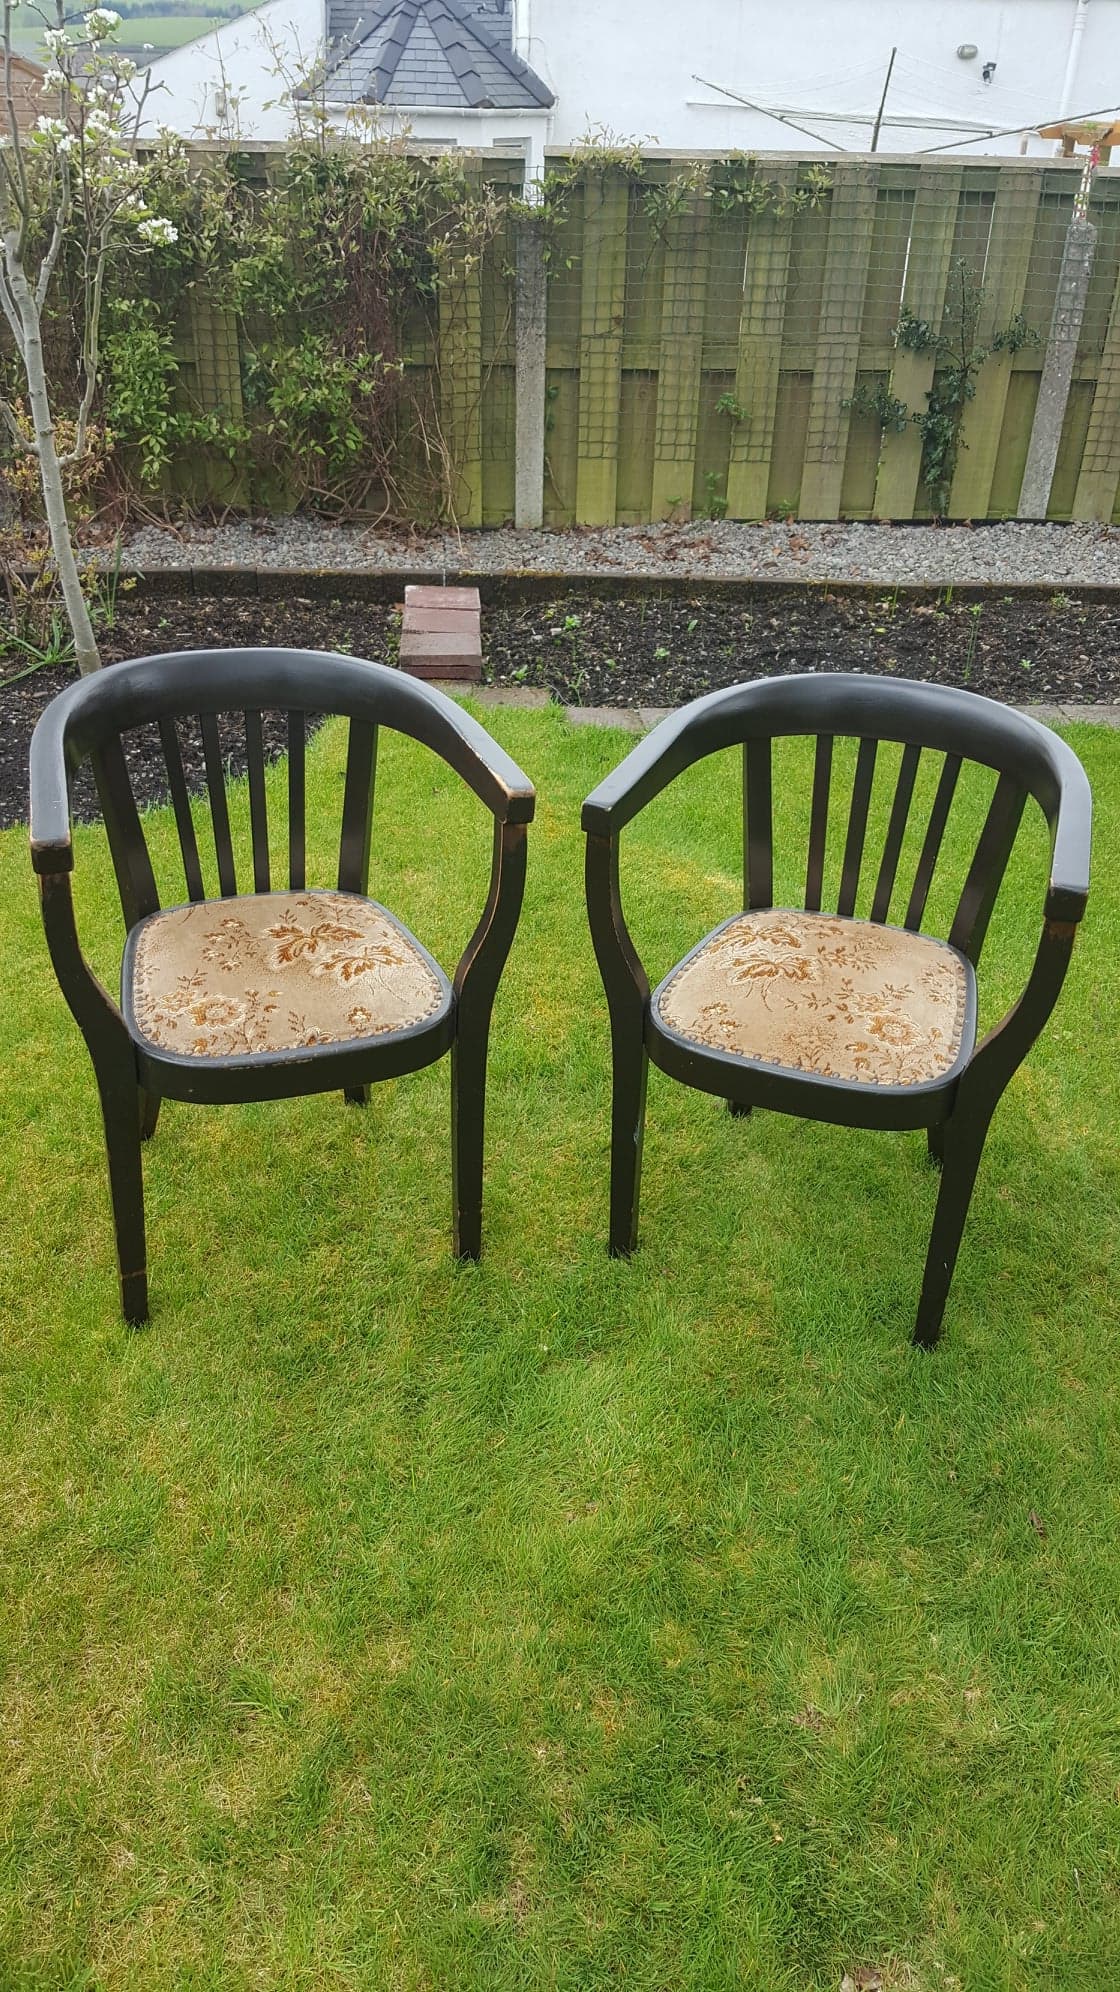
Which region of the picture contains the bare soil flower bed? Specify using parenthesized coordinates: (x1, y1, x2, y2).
(2, 584, 1117, 829)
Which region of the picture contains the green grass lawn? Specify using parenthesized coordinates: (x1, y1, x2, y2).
(0, 705, 1117, 1989)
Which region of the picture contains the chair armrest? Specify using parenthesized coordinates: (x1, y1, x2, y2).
(37, 871, 130, 1055)
(440, 698, 536, 825)
(584, 827, 651, 1023)
(29, 692, 74, 874)
(965, 913, 1082, 1111)
(453, 818, 529, 1017)
(581, 702, 712, 837)
(1044, 734, 1092, 922)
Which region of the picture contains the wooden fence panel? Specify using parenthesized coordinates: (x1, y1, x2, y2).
(651, 176, 713, 519)
(132, 148, 1120, 529)
(1074, 256, 1120, 519)
(726, 169, 797, 520)
(799, 164, 880, 517)
(575, 178, 629, 524)
(948, 166, 1042, 518)
(874, 167, 963, 520)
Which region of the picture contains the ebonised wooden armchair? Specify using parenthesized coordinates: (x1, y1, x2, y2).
(583, 674, 1091, 1347)
(30, 648, 535, 1324)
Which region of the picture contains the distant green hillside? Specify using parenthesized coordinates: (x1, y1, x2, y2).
(11, 5, 244, 61)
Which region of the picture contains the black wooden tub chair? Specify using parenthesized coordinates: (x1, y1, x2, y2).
(30, 648, 535, 1323)
(583, 674, 1091, 1347)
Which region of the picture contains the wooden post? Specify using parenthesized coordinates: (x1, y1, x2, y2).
(515, 215, 547, 529)
(1019, 217, 1097, 516)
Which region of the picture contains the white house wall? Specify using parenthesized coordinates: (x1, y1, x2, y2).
(139, 0, 553, 164)
(139, 0, 324, 141)
(521, 0, 1120, 157)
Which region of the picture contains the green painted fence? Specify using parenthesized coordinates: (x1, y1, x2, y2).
(536, 155, 1120, 528)
(160, 151, 1120, 526)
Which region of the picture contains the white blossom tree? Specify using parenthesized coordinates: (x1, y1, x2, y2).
(1, 3, 178, 671)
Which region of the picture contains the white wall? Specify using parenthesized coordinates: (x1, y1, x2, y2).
(139, 0, 323, 140)
(523, 0, 1120, 158)
(140, 0, 553, 167)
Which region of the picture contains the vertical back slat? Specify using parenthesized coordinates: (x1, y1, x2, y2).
(287, 710, 306, 891)
(870, 742, 921, 924)
(157, 716, 205, 902)
(949, 772, 1027, 964)
(90, 734, 160, 930)
(199, 712, 237, 898)
(244, 710, 270, 895)
(837, 737, 878, 917)
(338, 719, 378, 896)
(805, 733, 833, 912)
(904, 753, 962, 930)
(744, 736, 773, 910)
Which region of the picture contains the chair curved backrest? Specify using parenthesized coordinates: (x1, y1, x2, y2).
(582, 673, 1091, 963)
(30, 647, 535, 929)
(29, 648, 536, 1324)
(582, 674, 1092, 1345)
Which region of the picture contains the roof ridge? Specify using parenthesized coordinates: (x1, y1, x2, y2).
(323, 0, 554, 111)
(423, 0, 552, 108)
(324, 0, 413, 88)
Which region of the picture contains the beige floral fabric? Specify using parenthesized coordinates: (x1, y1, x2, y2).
(655, 908, 969, 1087)
(128, 890, 445, 1059)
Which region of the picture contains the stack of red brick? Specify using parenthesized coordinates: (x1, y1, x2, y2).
(399, 584, 482, 682)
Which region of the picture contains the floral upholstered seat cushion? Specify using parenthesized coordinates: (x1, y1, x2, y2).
(124, 890, 447, 1060)
(652, 908, 972, 1088)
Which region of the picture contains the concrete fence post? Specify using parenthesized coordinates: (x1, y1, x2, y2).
(515, 215, 547, 530)
(1018, 217, 1097, 518)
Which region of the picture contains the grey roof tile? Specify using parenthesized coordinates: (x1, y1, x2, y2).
(325, 0, 553, 110)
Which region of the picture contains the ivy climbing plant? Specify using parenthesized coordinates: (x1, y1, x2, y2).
(846, 258, 1040, 514)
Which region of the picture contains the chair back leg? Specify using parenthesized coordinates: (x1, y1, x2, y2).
(608, 1039, 648, 1257)
(139, 1087, 161, 1143)
(343, 1085, 371, 1107)
(913, 1110, 992, 1348)
(97, 1070, 149, 1326)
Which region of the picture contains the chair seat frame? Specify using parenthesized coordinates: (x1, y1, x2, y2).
(583, 673, 1091, 1347)
(31, 648, 535, 1323)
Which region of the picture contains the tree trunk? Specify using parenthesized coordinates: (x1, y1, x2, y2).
(5, 234, 101, 674)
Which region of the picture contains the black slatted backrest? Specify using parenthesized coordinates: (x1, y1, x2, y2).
(584, 674, 1088, 946)
(337, 718, 378, 896)
(38, 648, 533, 934)
(715, 679, 1054, 964)
(100, 705, 375, 915)
(740, 726, 1025, 961)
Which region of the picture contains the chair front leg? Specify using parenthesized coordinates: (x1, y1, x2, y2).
(913, 1106, 992, 1349)
(451, 820, 528, 1261)
(451, 1025, 487, 1261)
(98, 1066, 149, 1326)
(608, 1031, 648, 1257)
